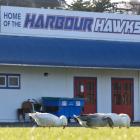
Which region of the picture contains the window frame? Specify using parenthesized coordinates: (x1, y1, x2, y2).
(0, 74, 20, 89)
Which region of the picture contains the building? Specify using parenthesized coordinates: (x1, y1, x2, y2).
(0, 6, 140, 122)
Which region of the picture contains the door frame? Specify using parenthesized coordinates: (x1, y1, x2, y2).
(111, 78, 134, 120)
(74, 76, 97, 114)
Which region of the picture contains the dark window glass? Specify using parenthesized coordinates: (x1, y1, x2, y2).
(0, 76, 6, 87)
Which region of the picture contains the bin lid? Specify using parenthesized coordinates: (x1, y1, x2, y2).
(42, 97, 84, 101)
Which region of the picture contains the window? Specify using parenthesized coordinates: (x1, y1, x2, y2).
(0, 74, 20, 89)
(0, 75, 6, 87)
(8, 75, 20, 88)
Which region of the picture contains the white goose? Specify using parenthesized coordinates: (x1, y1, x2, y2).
(29, 112, 68, 128)
(74, 113, 131, 128)
(105, 113, 131, 128)
(74, 113, 114, 128)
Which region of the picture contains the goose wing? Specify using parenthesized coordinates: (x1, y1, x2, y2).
(86, 115, 114, 128)
(29, 112, 60, 126)
(86, 116, 104, 127)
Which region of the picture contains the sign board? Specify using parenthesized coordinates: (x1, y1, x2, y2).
(0, 6, 140, 42)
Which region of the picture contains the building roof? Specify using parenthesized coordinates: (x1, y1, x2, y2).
(0, 35, 140, 69)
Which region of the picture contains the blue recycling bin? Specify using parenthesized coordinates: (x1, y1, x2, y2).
(42, 97, 84, 119)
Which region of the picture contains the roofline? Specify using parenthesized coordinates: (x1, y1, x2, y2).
(0, 63, 140, 71)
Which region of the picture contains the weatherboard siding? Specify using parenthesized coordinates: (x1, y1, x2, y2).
(0, 66, 139, 122)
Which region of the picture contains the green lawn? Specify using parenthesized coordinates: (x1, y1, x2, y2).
(0, 127, 140, 140)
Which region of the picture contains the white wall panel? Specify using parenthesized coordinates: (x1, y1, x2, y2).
(0, 66, 139, 122)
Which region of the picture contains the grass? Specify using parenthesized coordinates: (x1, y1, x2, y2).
(0, 127, 140, 140)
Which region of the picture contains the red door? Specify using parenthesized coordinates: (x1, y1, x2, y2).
(74, 77, 97, 114)
(112, 78, 133, 119)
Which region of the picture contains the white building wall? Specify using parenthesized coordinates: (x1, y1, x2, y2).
(135, 71, 140, 122)
(65, 68, 140, 121)
(0, 66, 76, 122)
(0, 66, 139, 122)
(98, 70, 140, 122)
